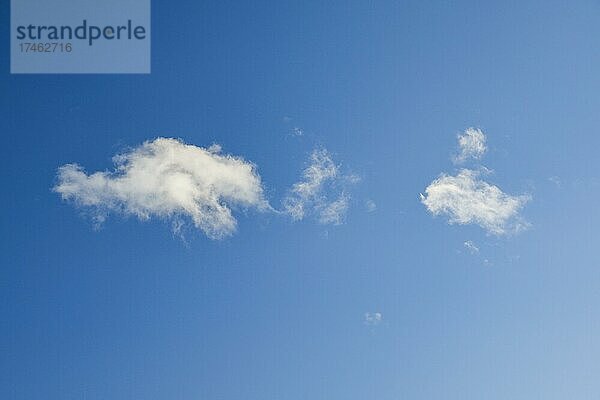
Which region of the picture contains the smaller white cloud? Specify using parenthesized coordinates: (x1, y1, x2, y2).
(454, 127, 487, 164)
(365, 199, 377, 213)
(420, 169, 530, 235)
(283, 148, 356, 225)
(463, 240, 479, 254)
(292, 127, 304, 136)
(364, 312, 382, 326)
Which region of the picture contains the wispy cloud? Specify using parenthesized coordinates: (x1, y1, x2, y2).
(282, 116, 304, 137)
(453, 127, 486, 164)
(422, 129, 530, 235)
(54, 138, 268, 239)
(283, 148, 357, 225)
(548, 176, 562, 188)
(365, 199, 377, 213)
(318, 193, 349, 225)
(463, 240, 479, 254)
(364, 312, 382, 326)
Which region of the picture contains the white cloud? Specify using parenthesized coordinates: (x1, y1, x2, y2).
(318, 194, 349, 225)
(548, 176, 562, 188)
(283, 148, 356, 225)
(423, 128, 530, 235)
(364, 312, 382, 326)
(463, 240, 479, 254)
(420, 169, 530, 235)
(365, 199, 377, 213)
(454, 127, 486, 164)
(54, 138, 268, 239)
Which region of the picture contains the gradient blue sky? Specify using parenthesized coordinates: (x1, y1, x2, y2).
(2, 1, 600, 399)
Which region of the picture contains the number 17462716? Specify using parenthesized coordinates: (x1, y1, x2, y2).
(19, 42, 72, 53)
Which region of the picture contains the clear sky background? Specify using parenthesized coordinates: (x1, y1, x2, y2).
(2, 1, 600, 399)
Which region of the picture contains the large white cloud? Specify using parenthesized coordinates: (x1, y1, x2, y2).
(283, 148, 356, 225)
(54, 138, 268, 239)
(420, 169, 530, 235)
(454, 127, 487, 164)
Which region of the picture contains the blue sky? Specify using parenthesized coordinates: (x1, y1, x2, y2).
(2, 1, 600, 399)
